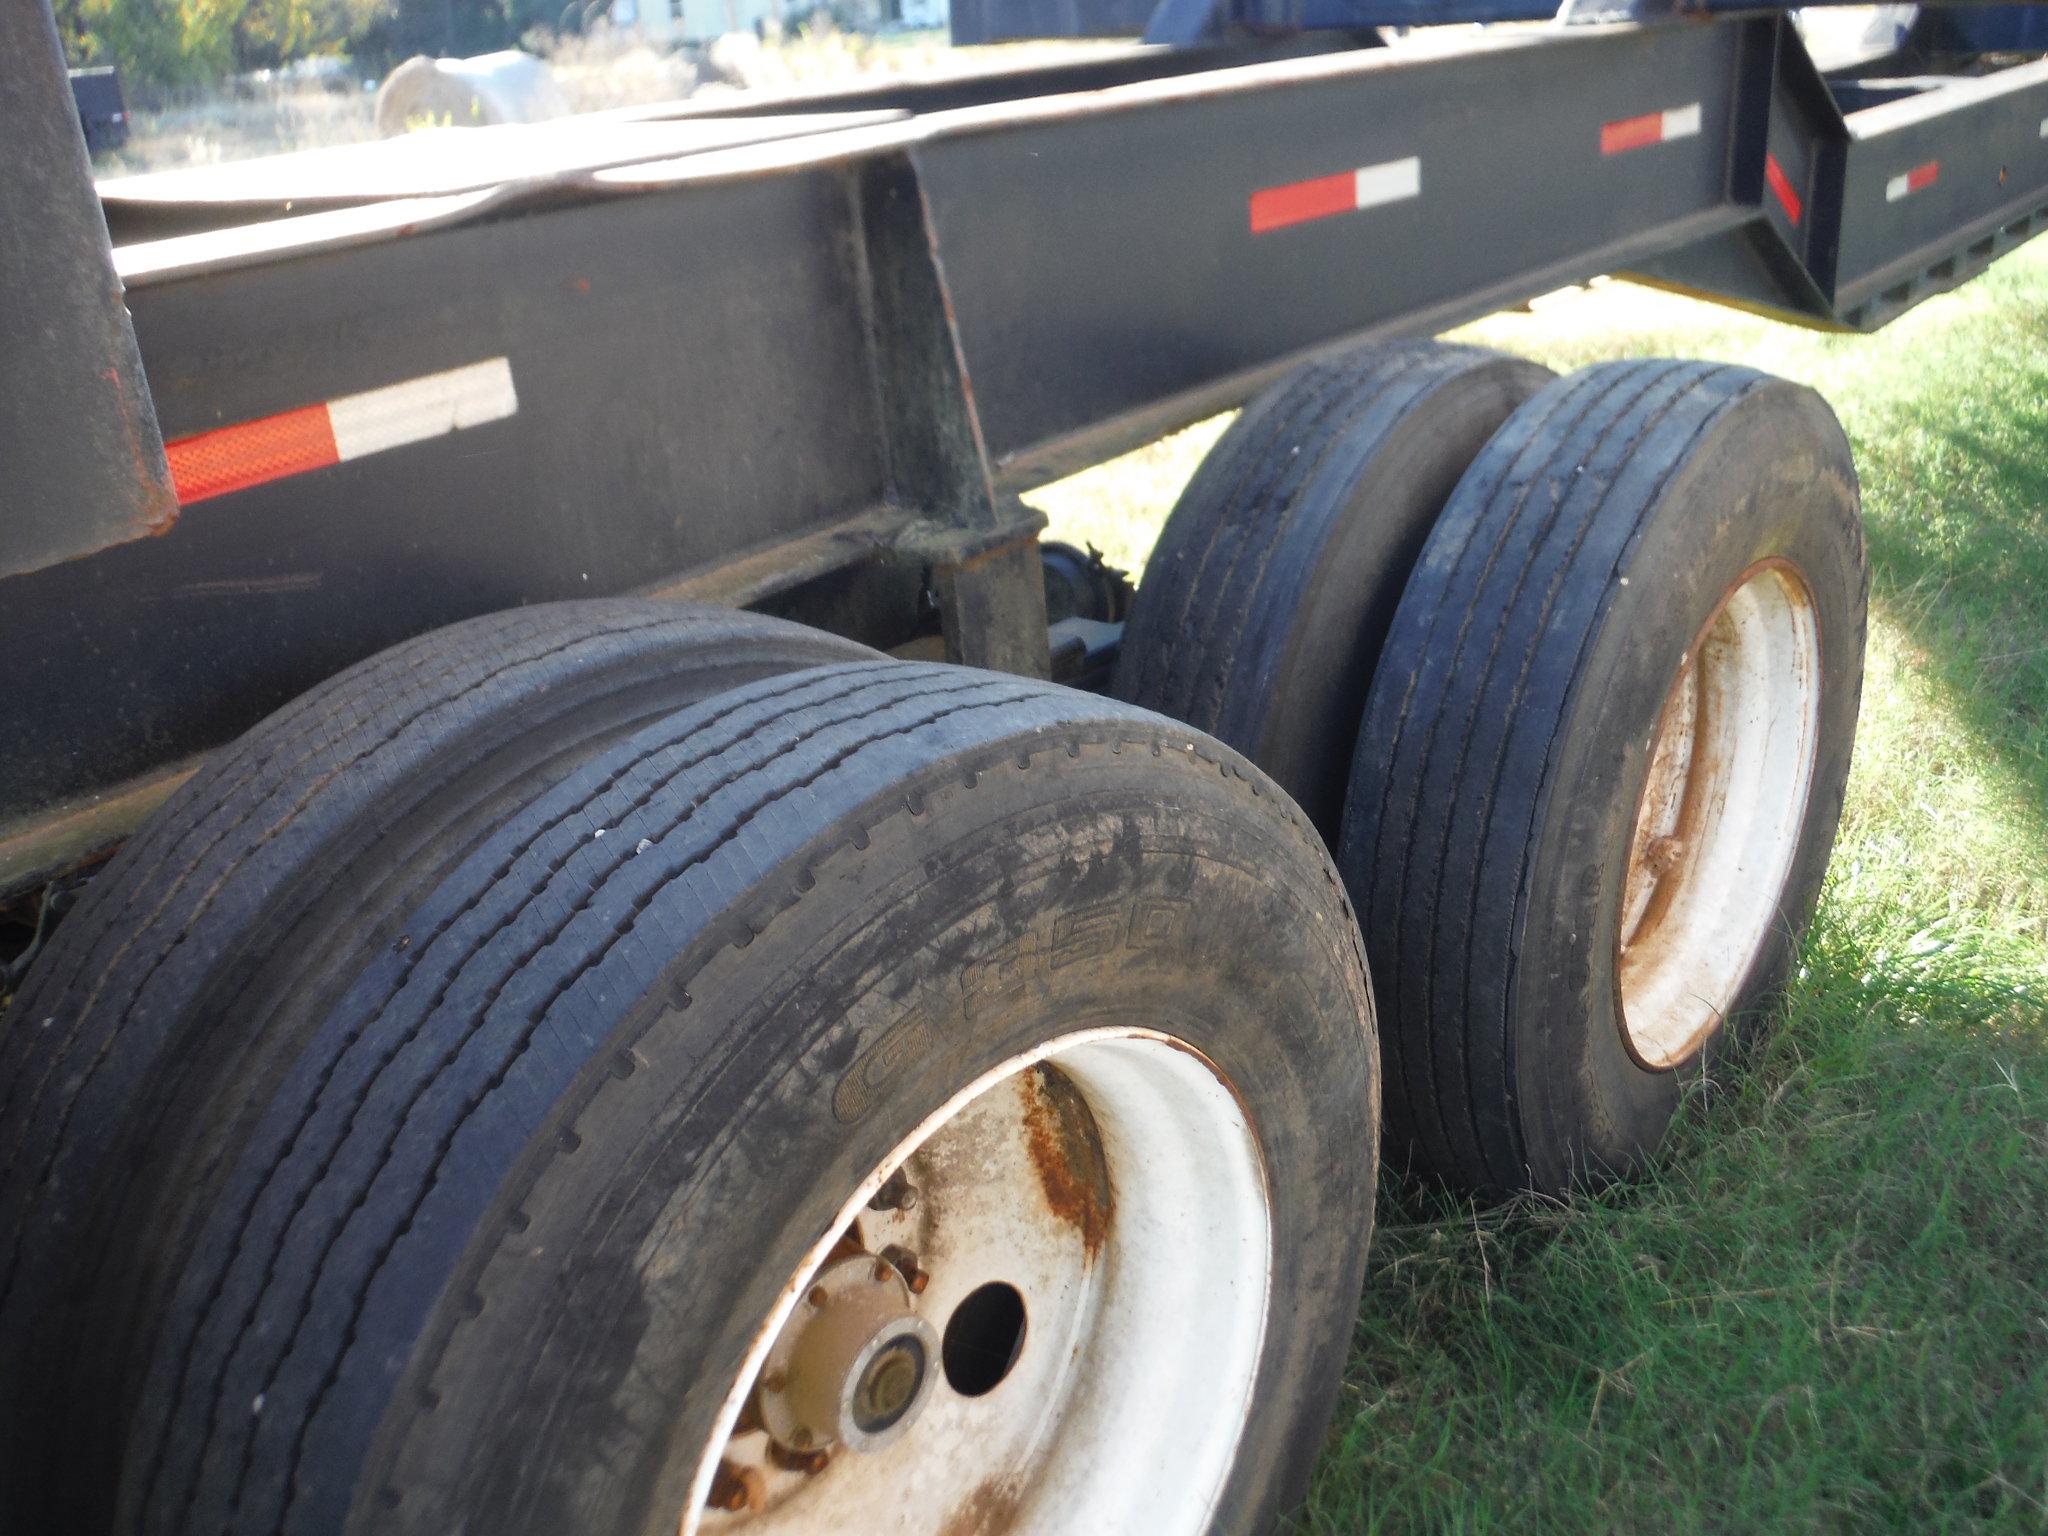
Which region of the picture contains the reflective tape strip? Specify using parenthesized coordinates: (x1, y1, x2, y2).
(1601, 102, 1702, 156)
(1765, 152, 1803, 225)
(1250, 155, 1421, 234)
(326, 358, 518, 460)
(165, 406, 338, 507)
(1353, 156, 1423, 211)
(1662, 103, 1703, 141)
(164, 358, 518, 507)
(1885, 161, 1940, 202)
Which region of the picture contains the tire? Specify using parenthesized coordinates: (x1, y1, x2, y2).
(1339, 360, 1866, 1196)
(80, 661, 1375, 1536)
(0, 600, 877, 1525)
(1112, 341, 1554, 837)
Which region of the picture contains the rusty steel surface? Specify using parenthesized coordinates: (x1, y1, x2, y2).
(637, 506, 918, 609)
(0, 757, 200, 904)
(1016, 1065, 1113, 1258)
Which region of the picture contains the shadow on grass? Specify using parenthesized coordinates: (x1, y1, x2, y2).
(1300, 912, 2048, 1534)
(1852, 377, 2048, 812)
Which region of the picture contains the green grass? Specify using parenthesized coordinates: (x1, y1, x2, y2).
(1030, 248, 2048, 1532)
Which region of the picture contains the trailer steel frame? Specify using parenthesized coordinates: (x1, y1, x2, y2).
(6, 2, 2048, 897)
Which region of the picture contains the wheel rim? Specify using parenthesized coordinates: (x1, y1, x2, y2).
(1617, 559, 1822, 1070)
(681, 1029, 1272, 1535)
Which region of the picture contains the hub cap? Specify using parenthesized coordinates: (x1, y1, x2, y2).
(755, 1254, 939, 1456)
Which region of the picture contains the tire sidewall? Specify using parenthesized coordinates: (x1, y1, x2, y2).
(361, 734, 1378, 1536)
(1514, 383, 1865, 1190)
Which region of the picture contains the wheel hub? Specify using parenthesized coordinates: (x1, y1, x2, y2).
(757, 1254, 939, 1456)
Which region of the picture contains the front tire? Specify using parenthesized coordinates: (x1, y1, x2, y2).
(100, 662, 1375, 1535)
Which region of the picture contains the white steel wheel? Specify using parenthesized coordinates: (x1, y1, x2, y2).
(1617, 559, 1823, 1070)
(1340, 359, 1865, 1194)
(683, 1029, 1272, 1536)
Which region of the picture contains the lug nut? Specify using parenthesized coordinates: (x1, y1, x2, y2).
(869, 1170, 919, 1212)
(767, 1441, 831, 1475)
(707, 1458, 764, 1513)
(879, 1244, 930, 1295)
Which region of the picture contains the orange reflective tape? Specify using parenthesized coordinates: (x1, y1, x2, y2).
(165, 404, 339, 506)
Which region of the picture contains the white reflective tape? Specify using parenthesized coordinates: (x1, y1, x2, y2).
(1661, 103, 1703, 141)
(2039, 115, 2048, 138)
(1885, 173, 1910, 202)
(327, 357, 519, 462)
(1353, 156, 1422, 211)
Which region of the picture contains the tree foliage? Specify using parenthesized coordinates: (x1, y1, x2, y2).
(56, 0, 244, 86)
(53, 0, 557, 90)
(351, 0, 562, 63)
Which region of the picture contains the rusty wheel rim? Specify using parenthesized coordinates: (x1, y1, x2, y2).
(682, 1030, 1272, 1534)
(1617, 559, 1822, 1070)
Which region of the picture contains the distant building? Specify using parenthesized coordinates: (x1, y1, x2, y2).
(875, 0, 950, 29)
(610, 0, 946, 44)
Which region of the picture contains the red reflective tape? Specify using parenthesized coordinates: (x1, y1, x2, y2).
(1249, 171, 1357, 234)
(1600, 111, 1664, 156)
(1907, 160, 1940, 193)
(165, 404, 339, 506)
(1764, 152, 1803, 225)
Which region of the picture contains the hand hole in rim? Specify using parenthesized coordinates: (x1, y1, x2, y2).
(942, 1281, 1028, 1397)
(1617, 558, 1822, 1071)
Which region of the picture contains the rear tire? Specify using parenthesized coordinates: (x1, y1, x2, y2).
(1339, 360, 1866, 1196)
(100, 663, 1377, 1536)
(1113, 341, 1554, 836)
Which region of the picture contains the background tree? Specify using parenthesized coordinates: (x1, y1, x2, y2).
(52, 0, 555, 89)
(54, 0, 246, 86)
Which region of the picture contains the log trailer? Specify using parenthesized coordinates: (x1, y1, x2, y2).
(2, 0, 2044, 1527)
